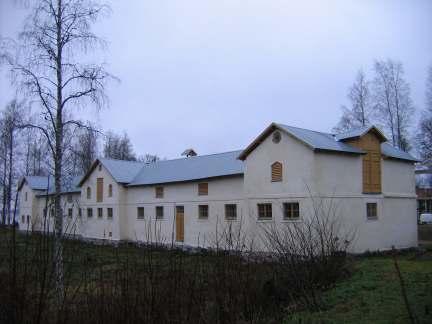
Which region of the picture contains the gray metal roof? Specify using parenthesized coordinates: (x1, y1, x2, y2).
(335, 125, 373, 140)
(276, 124, 365, 154)
(24, 176, 51, 190)
(128, 150, 244, 186)
(99, 158, 147, 184)
(381, 143, 419, 162)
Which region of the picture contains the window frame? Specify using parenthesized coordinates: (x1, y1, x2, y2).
(283, 202, 300, 220)
(107, 207, 113, 219)
(271, 161, 283, 182)
(87, 208, 93, 218)
(156, 206, 164, 219)
(86, 187, 91, 199)
(225, 204, 237, 220)
(198, 204, 209, 219)
(68, 208, 73, 218)
(108, 184, 113, 197)
(137, 207, 145, 220)
(97, 207, 103, 219)
(366, 202, 378, 220)
(257, 203, 272, 219)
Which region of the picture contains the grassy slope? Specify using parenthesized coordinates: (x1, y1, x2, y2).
(286, 250, 432, 323)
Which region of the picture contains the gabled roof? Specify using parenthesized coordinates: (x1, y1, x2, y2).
(335, 125, 387, 142)
(238, 122, 418, 163)
(238, 123, 365, 160)
(18, 176, 50, 191)
(78, 158, 145, 186)
(128, 150, 244, 186)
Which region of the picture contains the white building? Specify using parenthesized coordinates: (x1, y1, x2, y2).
(16, 123, 419, 253)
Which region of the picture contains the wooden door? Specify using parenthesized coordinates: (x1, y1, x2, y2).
(175, 206, 184, 242)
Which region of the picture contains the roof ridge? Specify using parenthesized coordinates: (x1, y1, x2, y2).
(277, 123, 332, 136)
(149, 149, 244, 164)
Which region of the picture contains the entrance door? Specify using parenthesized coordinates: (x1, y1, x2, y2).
(175, 206, 184, 242)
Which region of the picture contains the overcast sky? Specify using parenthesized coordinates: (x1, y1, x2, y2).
(1, 0, 431, 159)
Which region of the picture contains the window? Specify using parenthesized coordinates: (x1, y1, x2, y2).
(21, 215, 25, 223)
(108, 184, 113, 197)
(78, 208, 82, 218)
(98, 164, 102, 171)
(156, 206, 164, 219)
(87, 208, 93, 218)
(225, 204, 237, 220)
(107, 208, 113, 219)
(68, 208, 73, 218)
(108, 231, 112, 237)
(283, 202, 300, 220)
(67, 195, 72, 203)
(198, 183, 208, 196)
(198, 205, 209, 219)
(271, 162, 282, 182)
(137, 207, 144, 219)
(155, 186, 164, 198)
(97, 208, 103, 218)
(43, 208, 47, 217)
(25, 192, 28, 201)
(366, 202, 378, 219)
(87, 187, 91, 199)
(27, 215, 30, 224)
(96, 178, 104, 202)
(258, 203, 272, 219)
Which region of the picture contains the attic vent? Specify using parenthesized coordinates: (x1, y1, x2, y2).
(272, 131, 281, 143)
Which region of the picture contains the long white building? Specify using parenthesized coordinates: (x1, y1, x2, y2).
(17, 123, 419, 253)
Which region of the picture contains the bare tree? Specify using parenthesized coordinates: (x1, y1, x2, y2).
(1, 0, 112, 302)
(373, 59, 414, 151)
(0, 99, 24, 225)
(70, 122, 99, 174)
(416, 65, 432, 163)
(103, 130, 136, 161)
(334, 69, 372, 132)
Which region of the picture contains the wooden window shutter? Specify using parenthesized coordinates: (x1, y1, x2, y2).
(198, 183, 208, 196)
(96, 178, 103, 202)
(271, 162, 282, 182)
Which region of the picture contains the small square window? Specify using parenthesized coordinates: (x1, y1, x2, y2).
(198, 183, 208, 196)
(225, 204, 237, 219)
(107, 208, 113, 219)
(97, 208, 103, 218)
(137, 207, 144, 219)
(199, 205, 209, 219)
(155, 187, 164, 198)
(257, 203, 272, 219)
(87, 208, 93, 218)
(156, 206, 164, 219)
(283, 202, 300, 220)
(366, 202, 378, 219)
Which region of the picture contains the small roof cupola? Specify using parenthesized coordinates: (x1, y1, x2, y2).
(182, 148, 197, 157)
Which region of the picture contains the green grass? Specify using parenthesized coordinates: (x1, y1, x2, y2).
(286, 250, 432, 323)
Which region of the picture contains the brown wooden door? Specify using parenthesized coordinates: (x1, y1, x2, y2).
(175, 206, 184, 242)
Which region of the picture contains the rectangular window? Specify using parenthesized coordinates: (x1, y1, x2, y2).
(96, 178, 104, 202)
(156, 206, 164, 219)
(366, 202, 378, 219)
(283, 202, 300, 220)
(68, 208, 73, 218)
(155, 186, 164, 198)
(87, 208, 93, 218)
(25, 192, 28, 201)
(97, 208, 103, 218)
(225, 204, 237, 219)
(137, 207, 144, 219)
(21, 215, 25, 223)
(67, 195, 73, 203)
(198, 183, 208, 196)
(107, 208, 113, 219)
(258, 203, 272, 219)
(27, 215, 30, 224)
(78, 208, 82, 218)
(198, 205, 209, 219)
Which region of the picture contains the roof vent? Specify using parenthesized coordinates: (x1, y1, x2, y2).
(182, 148, 197, 157)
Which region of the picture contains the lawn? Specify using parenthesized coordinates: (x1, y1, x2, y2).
(286, 248, 432, 323)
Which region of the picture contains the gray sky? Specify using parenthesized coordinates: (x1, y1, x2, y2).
(1, 0, 431, 159)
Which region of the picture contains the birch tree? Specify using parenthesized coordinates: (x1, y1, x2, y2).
(1, 0, 112, 302)
(373, 59, 414, 151)
(416, 66, 432, 163)
(334, 69, 372, 132)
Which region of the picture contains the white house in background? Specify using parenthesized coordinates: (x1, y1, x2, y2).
(17, 123, 419, 253)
